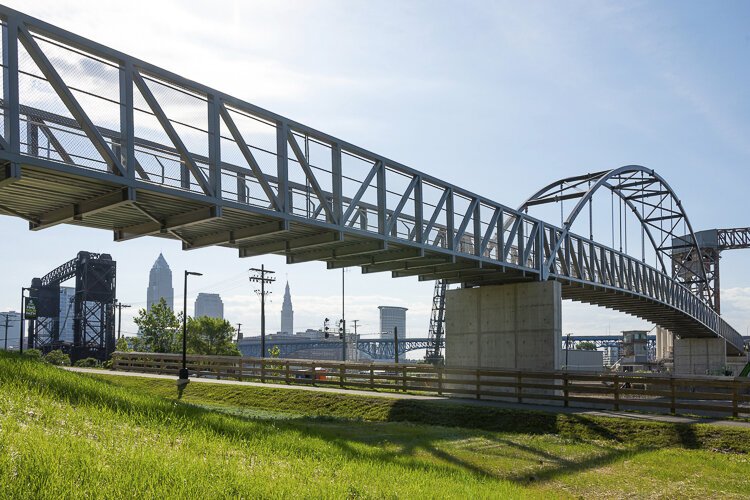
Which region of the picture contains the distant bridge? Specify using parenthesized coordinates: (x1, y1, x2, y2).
(0, 6, 743, 356)
(238, 337, 440, 359)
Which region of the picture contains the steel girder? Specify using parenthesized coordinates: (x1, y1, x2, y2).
(0, 6, 744, 355)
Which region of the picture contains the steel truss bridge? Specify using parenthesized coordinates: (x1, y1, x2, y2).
(0, 7, 744, 355)
(239, 337, 441, 359)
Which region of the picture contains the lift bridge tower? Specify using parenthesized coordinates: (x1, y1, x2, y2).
(28, 252, 116, 361)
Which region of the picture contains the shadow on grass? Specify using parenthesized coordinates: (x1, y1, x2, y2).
(4, 353, 744, 486)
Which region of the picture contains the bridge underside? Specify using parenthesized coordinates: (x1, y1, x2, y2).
(2, 161, 739, 355)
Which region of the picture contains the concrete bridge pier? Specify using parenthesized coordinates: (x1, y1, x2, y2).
(673, 337, 727, 375)
(674, 337, 748, 376)
(445, 281, 562, 372)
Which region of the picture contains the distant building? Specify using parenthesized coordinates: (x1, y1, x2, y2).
(280, 281, 293, 334)
(602, 346, 621, 366)
(147, 253, 174, 311)
(378, 306, 407, 338)
(58, 286, 75, 343)
(194, 293, 224, 320)
(0, 311, 22, 349)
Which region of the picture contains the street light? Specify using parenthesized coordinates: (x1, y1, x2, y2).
(179, 270, 202, 381)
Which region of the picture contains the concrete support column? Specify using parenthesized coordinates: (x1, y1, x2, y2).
(445, 281, 562, 371)
(673, 337, 726, 375)
(656, 326, 674, 361)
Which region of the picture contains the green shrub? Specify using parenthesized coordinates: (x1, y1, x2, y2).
(23, 348, 43, 361)
(73, 357, 99, 368)
(102, 359, 113, 369)
(44, 350, 71, 366)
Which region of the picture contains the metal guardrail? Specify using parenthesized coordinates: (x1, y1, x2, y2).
(112, 352, 750, 418)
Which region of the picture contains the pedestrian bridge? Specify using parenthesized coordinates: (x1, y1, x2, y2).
(0, 6, 743, 355)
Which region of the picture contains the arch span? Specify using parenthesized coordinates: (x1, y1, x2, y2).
(519, 166, 713, 308)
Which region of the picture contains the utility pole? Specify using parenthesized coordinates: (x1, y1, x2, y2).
(236, 323, 242, 342)
(341, 268, 346, 362)
(351, 319, 359, 363)
(1, 313, 18, 351)
(249, 265, 275, 359)
(115, 301, 131, 340)
(394, 326, 399, 364)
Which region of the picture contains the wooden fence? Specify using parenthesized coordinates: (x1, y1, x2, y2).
(112, 352, 750, 418)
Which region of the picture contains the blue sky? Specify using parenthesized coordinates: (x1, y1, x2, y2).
(2, 0, 750, 341)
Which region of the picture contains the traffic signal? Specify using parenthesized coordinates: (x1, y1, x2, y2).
(324, 318, 330, 338)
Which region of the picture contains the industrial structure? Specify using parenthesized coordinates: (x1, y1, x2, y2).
(26, 251, 116, 361)
(425, 280, 447, 364)
(672, 227, 750, 313)
(0, 7, 746, 374)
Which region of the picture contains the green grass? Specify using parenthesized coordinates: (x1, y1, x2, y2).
(1, 353, 749, 499)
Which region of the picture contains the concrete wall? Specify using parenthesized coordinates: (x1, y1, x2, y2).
(673, 337, 726, 375)
(445, 281, 562, 371)
(656, 326, 674, 360)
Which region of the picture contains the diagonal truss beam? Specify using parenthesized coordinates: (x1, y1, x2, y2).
(132, 70, 213, 196)
(287, 132, 336, 223)
(342, 160, 381, 225)
(219, 103, 280, 211)
(17, 26, 127, 177)
(385, 175, 418, 236)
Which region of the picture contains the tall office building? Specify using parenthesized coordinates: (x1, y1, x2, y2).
(280, 281, 293, 334)
(146, 253, 174, 311)
(194, 293, 224, 319)
(378, 306, 407, 338)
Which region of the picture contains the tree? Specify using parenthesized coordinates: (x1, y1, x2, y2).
(186, 316, 240, 356)
(44, 349, 70, 366)
(115, 336, 131, 352)
(576, 341, 597, 351)
(133, 298, 182, 353)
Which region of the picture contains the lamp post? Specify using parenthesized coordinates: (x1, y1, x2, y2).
(179, 270, 202, 381)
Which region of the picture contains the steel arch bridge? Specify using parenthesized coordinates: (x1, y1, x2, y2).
(0, 7, 743, 355)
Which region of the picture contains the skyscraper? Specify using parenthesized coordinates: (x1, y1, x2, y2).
(280, 281, 293, 334)
(147, 253, 174, 311)
(378, 306, 408, 338)
(194, 293, 224, 319)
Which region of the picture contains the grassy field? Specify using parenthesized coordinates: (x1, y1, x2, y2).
(1, 353, 749, 499)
